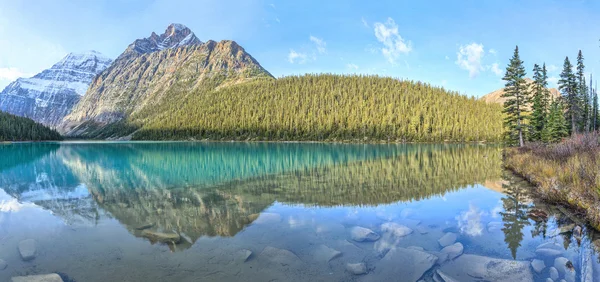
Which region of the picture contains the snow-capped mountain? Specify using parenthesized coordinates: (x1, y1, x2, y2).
(120, 23, 202, 58)
(0, 51, 112, 127)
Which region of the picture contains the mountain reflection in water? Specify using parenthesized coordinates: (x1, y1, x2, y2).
(0, 142, 599, 282)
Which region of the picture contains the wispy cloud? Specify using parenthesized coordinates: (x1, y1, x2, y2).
(269, 3, 275, 9)
(489, 49, 497, 55)
(490, 63, 503, 77)
(346, 63, 359, 70)
(373, 18, 412, 64)
(275, 17, 280, 23)
(309, 36, 327, 54)
(0, 67, 30, 81)
(456, 43, 485, 78)
(361, 17, 369, 28)
(288, 50, 307, 64)
(547, 64, 559, 72)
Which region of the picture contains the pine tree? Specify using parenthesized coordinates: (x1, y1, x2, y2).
(542, 99, 569, 143)
(576, 51, 590, 132)
(594, 81, 599, 131)
(502, 46, 529, 147)
(529, 63, 549, 141)
(558, 56, 579, 136)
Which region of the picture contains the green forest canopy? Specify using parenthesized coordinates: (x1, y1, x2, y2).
(0, 111, 63, 141)
(121, 74, 504, 142)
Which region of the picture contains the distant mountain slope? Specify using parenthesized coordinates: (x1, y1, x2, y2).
(0, 51, 112, 127)
(132, 74, 504, 142)
(480, 78, 560, 105)
(0, 111, 63, 141)
(60, 23, 272, 137)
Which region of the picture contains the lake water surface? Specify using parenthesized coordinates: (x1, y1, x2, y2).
(0, 142, 599, 281)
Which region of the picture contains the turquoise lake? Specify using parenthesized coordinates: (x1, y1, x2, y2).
(0, 142, 598, 281)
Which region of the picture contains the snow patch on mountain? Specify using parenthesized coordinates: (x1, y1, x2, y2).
(0, 51, 112, 126)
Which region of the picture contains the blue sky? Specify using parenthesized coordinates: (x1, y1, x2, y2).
(0, 0, 599, 97)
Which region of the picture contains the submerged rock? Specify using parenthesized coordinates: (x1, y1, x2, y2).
(11, 273, 63, 282)
(435, 269, 460, 282)
(438, 254, 533, 282)
(438, 232, 457, 247)
(381, 222, 413, 237)
(362, 248, 437, 282)
(259, 246, 303, 267)
(428, 251, 450, 265)
(415, 226, 429, 234)
(141, 230, 181, 244)
(441, 242, 463, 260)
(535, 242, 563, 257)
(236, 249, 252, 262)
(549, 267, 559, 280)
(407, 246, 424, 251)
(313, 244, 342, 263)
(554, 257, 573, 279)
(346, 263, 367, 275)
(18, 239, 36, 261)
(0, 259, 6, 270)
(531, 259, 545, 273)
(351, 227, 380, 242)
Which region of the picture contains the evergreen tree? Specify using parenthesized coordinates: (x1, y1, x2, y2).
(558, 56, 579, 136)
(594, 81, 599, 131)
(0, 111, 63, 141)
(576, 51, 589, 132)
(502, 46, 529, 147)
(529, 63, 549, 141)
(542, 99, 569, 143)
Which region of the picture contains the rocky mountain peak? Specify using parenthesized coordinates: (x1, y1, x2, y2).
(124, 23, 202, 56)
(0, 51, 112, 127)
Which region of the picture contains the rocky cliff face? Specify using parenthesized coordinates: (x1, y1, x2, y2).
(60, 23, 272, 137)
(0, 51, 112, 127)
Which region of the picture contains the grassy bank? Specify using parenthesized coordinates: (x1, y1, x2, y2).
(504, 133, 600, 229)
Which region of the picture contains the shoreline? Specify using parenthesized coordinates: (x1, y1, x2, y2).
(504, 147, 600, 231)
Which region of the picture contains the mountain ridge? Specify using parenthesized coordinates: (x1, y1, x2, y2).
(0, 51, 112, 127)
(59, 24, 273, 137)
(480, 78, 561, 105)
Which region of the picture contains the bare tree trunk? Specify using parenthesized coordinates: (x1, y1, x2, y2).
(572, 111, 577, 137)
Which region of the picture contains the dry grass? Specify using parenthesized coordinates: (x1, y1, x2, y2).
(504, 133, 600, 230)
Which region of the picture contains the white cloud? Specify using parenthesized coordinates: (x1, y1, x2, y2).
(456, 203, 486, 237)
(288, 49, 307, 64)
(361, 17, 369, 28)
(548, 76, 559, 86)
(489, 49, 497, 55)
(275, 18, 280, 23)
(456, 43, 485, 78)
(445, 55, 450, 60)
(0, 67, 30, 81)
(269, 3, 275, 8)
(309, 36, 327, 54)
(346, 63, 359, 70)
(547, 64, 559, 72)
(441, 79, 448, 86)
(373, 18, 411, 64)
(490, 63, 503, 77)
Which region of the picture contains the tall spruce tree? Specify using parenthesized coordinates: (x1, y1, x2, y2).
(502, 46, 529, 147)
(542, 98, 569, 143)
(576, 51, 590, 132)
(529, 63, 549, 141)
(594, 80, 599, 131)
(558, 56, 579, 136)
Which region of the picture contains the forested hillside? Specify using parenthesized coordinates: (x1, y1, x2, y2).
(0, 111, 63, 141)
(125, 74, 503, 142)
